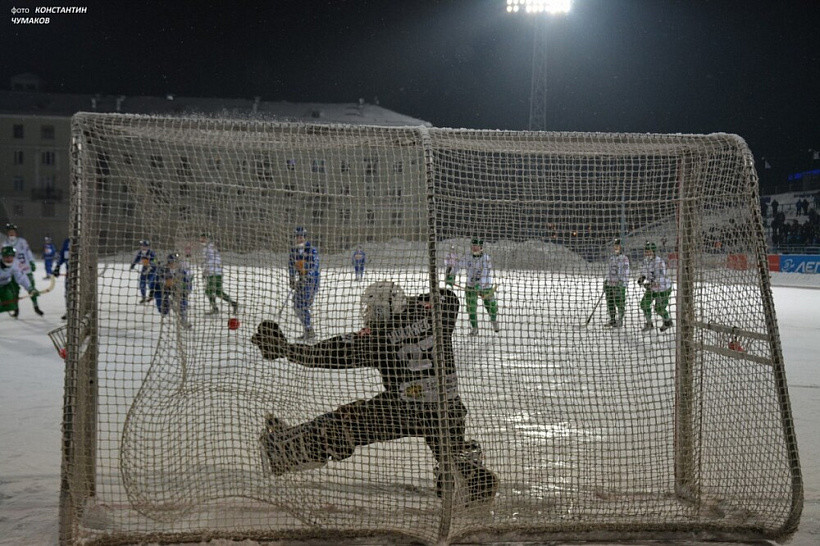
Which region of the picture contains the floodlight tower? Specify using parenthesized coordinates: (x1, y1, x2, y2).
(506, 0, 572, 131)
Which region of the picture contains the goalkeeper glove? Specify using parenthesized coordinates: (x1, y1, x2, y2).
(637, 275, 646, 286)
(30, 262, 36, 272)
(445, 275, 455, 287)
(251, 320, 289, 360)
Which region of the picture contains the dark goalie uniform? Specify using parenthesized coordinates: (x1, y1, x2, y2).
(251, 288, 498, 504)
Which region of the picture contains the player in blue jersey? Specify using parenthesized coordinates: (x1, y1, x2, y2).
(152, 253, 192, 329)
(288, 226, 320, 340)
(130, 240, 157, 303)
(43, 236, 56, 278)
(54, 238, 71, 320)
(351, 247, 366, 281)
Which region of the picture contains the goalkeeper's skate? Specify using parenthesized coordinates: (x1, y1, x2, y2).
(259, 413, 325, 476)
(435, 440, 499, 507)
(659, 319, 674, 332)
(260, 414, 290, 476)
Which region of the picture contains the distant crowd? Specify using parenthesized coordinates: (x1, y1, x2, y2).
(761, 192, 820, 250)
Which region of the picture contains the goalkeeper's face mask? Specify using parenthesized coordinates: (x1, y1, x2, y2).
(361, 281, 406, 326)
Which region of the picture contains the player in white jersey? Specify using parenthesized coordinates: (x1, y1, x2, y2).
(637, 241, 673, 332)
(447, 238, 499, 335)
(200, 233, 238, 316)
(1, 245, 40, 318)
(3, 224, 43, 315)
(603, 238, 630, 327)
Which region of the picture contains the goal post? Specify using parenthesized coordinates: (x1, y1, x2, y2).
(60, 113, 802, 544)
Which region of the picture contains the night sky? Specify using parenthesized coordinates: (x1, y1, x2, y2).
(3, 0, 818, 185)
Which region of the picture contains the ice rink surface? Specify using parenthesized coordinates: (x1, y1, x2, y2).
(0, 264, 817, 545)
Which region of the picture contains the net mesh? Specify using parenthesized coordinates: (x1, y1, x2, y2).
(61, 113, 801, 544)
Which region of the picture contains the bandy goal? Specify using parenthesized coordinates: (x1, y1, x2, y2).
(59, 113, 802, 545)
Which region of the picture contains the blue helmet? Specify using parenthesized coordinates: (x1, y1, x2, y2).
(167, 252, 179, 263)
(140, 239, 150, 247)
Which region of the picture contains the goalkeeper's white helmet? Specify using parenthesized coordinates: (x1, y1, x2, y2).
(361, 281, 406, 326)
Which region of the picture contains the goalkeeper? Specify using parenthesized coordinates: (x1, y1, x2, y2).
(251, 282, 499, 506)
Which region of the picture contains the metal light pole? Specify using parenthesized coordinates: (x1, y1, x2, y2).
(506, 0, 572, 131)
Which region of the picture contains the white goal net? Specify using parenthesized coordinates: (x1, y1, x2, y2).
(60, 113, 802, 545)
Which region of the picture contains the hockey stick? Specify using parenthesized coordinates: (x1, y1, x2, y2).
(447, 282, 501, 297)
(585, 289, 605, 326)
(272, 288, 293, 322)
(0, 274, 57, 306)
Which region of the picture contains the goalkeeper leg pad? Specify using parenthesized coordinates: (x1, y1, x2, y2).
(259, 413, 355, 475)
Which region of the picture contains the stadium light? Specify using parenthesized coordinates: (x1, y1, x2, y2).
(506, 0, 572, 15)
(506, 0, 573, 130)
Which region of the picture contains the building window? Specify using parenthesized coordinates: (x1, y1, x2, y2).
(12, 202, 24, 216)
(40, 174, 56, 189)
(340, 160, 350, 173)
(42, 202, 56, 217)
(13, 150, 24, 165)
(340, 208, 351, 221)
(41, 125, 55, 140)
(391, 210, 403, 226)
(364, 159, 377, 176)
(13, 176, 24, 192)
(149, 155, 163, 169)
(311, 159, 326, 173)
(393, 160, 404, 173)
(286, 158, 296, 171)
(123, 153, 133, 165)
(366, 209, 376, 226)
(42, 151, 55, 165)
(13, 124, 23, 139)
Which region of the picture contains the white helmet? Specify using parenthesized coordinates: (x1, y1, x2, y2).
(361, 281, 406, 326)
